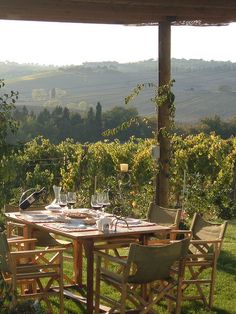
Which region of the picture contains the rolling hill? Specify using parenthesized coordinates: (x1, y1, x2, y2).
(1, 59, 236, 122)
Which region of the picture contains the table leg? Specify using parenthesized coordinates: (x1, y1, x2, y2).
(84, 239, 95, 314)
(140, 234, 148, 300)
(73, 240, 83, 286)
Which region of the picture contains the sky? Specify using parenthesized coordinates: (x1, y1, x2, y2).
(0, 20, 236, 66)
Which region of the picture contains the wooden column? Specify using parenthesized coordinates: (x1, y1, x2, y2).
(155, 20, 171, 206)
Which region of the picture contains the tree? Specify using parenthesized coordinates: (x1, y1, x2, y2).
(95, 102, 102, 140)
(0, 79, 19, 151)
(85, 107, 96, 142)
(37, 108, 51, 125)
(103, 106, 138, 130)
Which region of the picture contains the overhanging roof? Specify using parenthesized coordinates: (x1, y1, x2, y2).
(0, 0, 236, 25)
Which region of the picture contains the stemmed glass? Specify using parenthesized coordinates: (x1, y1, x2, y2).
(97, 191, 110, 212)
(102, 191, 110, 209)
(96, 192, 105, 212)
(59, 193, 67, 209)
(67, 192, 76, 209)
(91, 194, 102, 210)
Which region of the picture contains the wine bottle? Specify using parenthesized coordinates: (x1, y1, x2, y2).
(19, 187, 46, 210)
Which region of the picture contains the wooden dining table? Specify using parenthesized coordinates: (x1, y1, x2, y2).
(5, 209, 171, 314)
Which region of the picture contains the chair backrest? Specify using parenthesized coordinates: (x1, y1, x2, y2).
(126, 238, 190, 284)
(5, 204, 59, 246)
(148, 202, 182, 227)
(0, 232, 13, 273)
(190, 213, 228, 255)
(191, 213, 227, 241)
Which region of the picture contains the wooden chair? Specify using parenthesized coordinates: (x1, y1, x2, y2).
(0, 232, 64, 313)
(4, 204, 82, 286)
(147, 202, 182, 242)
(148, 202, 182, 228)
(94, 238, 190, 314)
(179, 213, 228, 309)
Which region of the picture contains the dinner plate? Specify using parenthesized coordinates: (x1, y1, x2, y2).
(26, 214, 49, 220)
(62, 224, 86, 229)
(45, 204, 61, 211)
(69, 219, 84, 225)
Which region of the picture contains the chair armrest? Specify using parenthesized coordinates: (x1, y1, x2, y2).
(8, 238, 38, 244)
(94, 250, 128, 266)
(190, 239, 222, 245)
(11, 247, 65, 258)
(7, 236, 24, 240)
(186, 252, 214, 258)
(7, 221, 25, 227)
(168, 223, 178, 229)
(169, 229, 192, 236)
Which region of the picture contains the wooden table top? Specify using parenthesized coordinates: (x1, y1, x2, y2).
(5, 210, 171, 240)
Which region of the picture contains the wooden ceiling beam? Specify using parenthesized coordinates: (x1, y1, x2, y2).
(0, 0, 236, 24)
(86, 0, 236, 9)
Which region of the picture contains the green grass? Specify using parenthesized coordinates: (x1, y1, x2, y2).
(62, 220, 236, 314)
(3, 220, 236, 313)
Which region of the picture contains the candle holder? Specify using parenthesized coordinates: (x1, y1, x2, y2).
(110, 168, 132, 217)
(117, 171, 131, 190)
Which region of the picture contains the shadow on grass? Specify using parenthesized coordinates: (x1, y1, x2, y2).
(149, 301, 233, 314)
(217, 249, 236, 276)
(49, 286, 88, 314)
(51, 297, 87, 314)
(181, 301, 233, 314)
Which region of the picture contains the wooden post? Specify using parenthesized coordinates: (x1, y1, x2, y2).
(155, 20, 171, 206)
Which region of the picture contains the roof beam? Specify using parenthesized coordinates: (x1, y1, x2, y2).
(0, 0, 236, 24)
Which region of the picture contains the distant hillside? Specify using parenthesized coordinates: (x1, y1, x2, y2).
(1, 59, 236, 122)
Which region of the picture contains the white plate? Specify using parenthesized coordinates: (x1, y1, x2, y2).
(45, 204, 61, 210)
(26, 214, 49, 220)
(69, 219, 84, 225)
(62, 224, 86, 229)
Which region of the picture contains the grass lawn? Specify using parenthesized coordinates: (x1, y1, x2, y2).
(3, 219, 236, 313)
(57, 219, 236, 314)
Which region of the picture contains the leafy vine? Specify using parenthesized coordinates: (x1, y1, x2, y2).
(102, 80, 176, 139)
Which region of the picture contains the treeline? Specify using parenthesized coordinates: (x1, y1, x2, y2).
(175, 115, 236, 139)
(7, 103, 236, 145)
(8, 103, 154, 144)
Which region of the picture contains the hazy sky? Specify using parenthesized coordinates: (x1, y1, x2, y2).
(0, 20, 236, 66)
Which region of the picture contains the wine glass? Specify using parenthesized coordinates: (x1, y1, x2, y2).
(102, 191, 110, 208)
(91, 194, 102, 210)
(96, 192, 105, 211)
(59, 193, 67, 209)
(67, 192, 77, 209)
